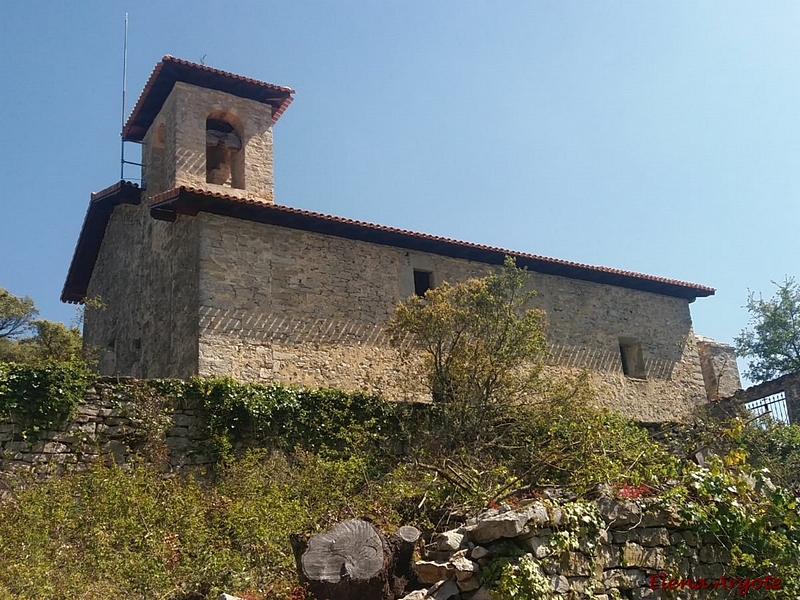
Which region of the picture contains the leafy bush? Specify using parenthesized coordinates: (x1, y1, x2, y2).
(0, 452, 438, 600)
(388, 256, 547, 451)
(679, 458, 800, 597)
(402, 373, 682, 508)
(740, 420, 800, 492)
(0, 462, 229, 599)
(483, 554, 556, 600)
(509, 395, 681, 495)
(385, 258, 680, 503)
(646, 414, 800, 597)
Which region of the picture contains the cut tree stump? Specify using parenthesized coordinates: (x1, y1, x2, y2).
(300, 519, 390, 600)
(297, 519, 422, 600)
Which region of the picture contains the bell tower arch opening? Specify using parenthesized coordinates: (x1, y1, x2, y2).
(206, 111, 244, 189)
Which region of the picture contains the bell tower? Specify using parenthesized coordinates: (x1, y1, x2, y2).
(122, 56, 294, 203)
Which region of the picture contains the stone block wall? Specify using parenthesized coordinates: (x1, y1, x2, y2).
(695, 336, 741, 400)
(84, 202, 200, 380)
(0, 379, 211, 480)
(196, 212, 707, 423)
(83, 198, 713, 422)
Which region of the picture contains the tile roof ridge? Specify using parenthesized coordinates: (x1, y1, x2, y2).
(159, 55, 296, 93)
(153, 186, 713, 294)
(90, 180, 140, 202)
(123, 57, 295, 140)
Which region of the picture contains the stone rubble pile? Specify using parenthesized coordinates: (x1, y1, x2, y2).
(398, 496, 732, 600)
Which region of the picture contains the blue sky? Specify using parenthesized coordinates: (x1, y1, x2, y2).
(2, 1, 799, 383)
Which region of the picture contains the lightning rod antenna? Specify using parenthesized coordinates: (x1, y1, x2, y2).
(120, 13, 128, 180)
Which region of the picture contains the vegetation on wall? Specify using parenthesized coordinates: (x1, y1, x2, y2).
(147, 373, 682, 501)
(4, 359, 800, 598)
(161, 377, 416, 460)
(681, 455, 800, 588)
(2, 383, 800, 598)
(0, 361, 93, 437)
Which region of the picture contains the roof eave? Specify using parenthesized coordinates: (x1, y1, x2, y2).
(149, 188, 715, 301)
(61, 181, 142, 304)
(122, 56, 295, 142)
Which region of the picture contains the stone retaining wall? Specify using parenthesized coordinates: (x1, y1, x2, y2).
(0, 379, 211, 480)
(404, 497, 761, 600)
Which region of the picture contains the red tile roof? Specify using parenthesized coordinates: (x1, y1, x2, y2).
(148, 185, 715, 301)
(122, 55, 295, 141)
(61, 181, 142, 303)
(63, 182, 714, 303)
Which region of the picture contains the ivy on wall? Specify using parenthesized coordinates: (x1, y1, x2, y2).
(0, 363, 420, 457)
(145, 376, 424, 462)
(0, 362, 94, 438)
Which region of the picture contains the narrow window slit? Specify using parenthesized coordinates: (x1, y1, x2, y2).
(414, 270, 433, 297)
(619, 337, 646, 379)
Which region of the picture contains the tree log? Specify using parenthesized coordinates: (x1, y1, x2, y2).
(300, 519, 391, 600)
(388, 526, 422, 597)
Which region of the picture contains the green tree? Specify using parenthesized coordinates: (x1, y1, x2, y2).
(389, 256, 547, 406)
(735, 277, 800, 383)
(387, 260, 677, 497)
(28, 320, 83, 362)
(0, 337, 37, 363)
(0, 321, 83, 364)
(0, 286, 85, 365)
(0, 286, 38, 339)
(388, 257, 547, 449)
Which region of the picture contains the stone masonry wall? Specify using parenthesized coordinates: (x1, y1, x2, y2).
(695, 337, 741, 401)
(196, 213, 707, 423)
(0, 379, 211, 480)
(84, 201, 199, 379)
(401, 498, 749, 600)
(141, 81, 275, 202)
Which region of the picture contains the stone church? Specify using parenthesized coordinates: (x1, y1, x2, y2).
(62, 56, 738, 423)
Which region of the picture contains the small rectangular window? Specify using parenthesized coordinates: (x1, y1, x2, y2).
(619, 338, 646, 379)
(414, 269, 433, 297)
